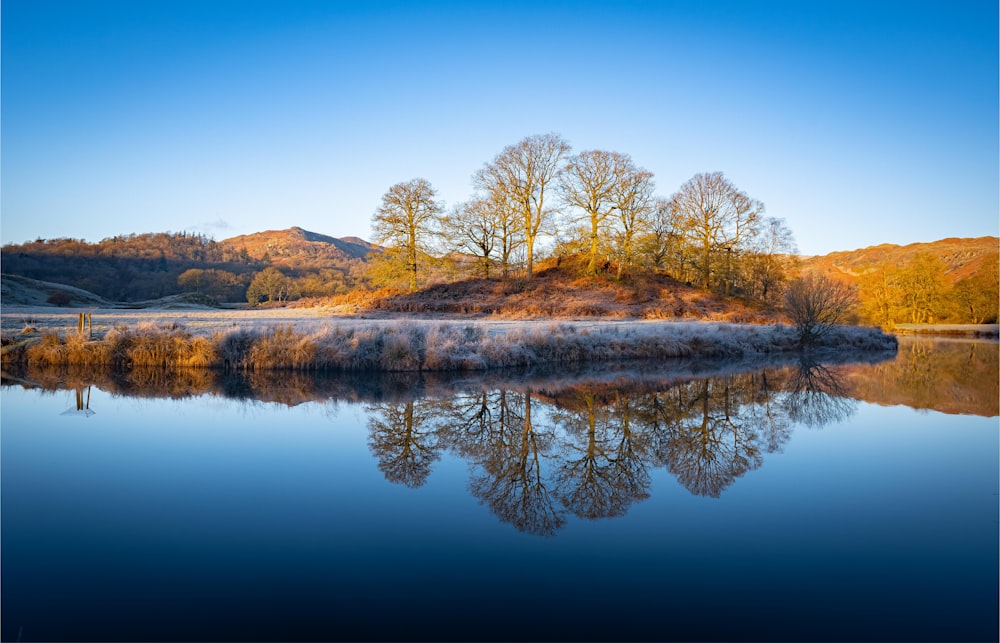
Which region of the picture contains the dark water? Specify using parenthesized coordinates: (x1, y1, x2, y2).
(2, 338, 997, 642)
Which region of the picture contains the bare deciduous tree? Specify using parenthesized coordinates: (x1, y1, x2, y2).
(443, 198, 497, 279)
(669, 172, 763, 291)
(560, 149, 625, 274)
(745, 217, 798, 303)
(610, 163, 655, 276)
(784, 273, 856, 346)
(371, 178, 443, 292)
(476, 133, 571, 279)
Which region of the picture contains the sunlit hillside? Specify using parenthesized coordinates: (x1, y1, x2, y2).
(799, 236, 998, 285)
(359, 258, 783, 322)
(218, 227, 375, 264)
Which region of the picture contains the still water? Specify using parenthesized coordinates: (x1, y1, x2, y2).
(2, 338, 997, 642)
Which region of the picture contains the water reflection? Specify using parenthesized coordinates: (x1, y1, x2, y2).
(3, 340, 996, 642)
(3, 338, 996, 537)
(848, 336, 998, 416)
(59, 385, 96, 417)
(360, 358, 876, 533)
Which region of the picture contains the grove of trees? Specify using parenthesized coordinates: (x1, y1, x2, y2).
(857, 252, 998, 327)
(371, 133, 800, 304)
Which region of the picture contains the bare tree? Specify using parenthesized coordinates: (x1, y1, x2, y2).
(745, 217, 798, 303)
(371, 178, 443, 292)
(897, 252, 947, 324)
(642, 196, 687, 277)
(669, 172, 763, 291)
(476, 133, 571, 279)
(492, 189, 525, 279)
(950, 253, 999, 323)
(560, 150, 625, 274)
(442, 198, 497, 279)
(610, 163, 655, 276)
(784, 273, 856, 346)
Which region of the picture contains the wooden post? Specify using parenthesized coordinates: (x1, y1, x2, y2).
(77, 313, 84, 335)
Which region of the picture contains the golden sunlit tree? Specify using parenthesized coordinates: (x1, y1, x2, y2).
(896, 252, 947, 324)
(744, 217, 798, 304)
(371, 178, 443, 292)
(949, 253, 999, 323)
(609, 162, 655, 276)
(560, 149, 628, 275)
(476, 133, 571, 279)
(857, 262, 901, 328)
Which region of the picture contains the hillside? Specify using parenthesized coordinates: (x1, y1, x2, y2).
(219, 227, 376, 264)
(364, 260, 783, 322)
(799, 236, 998, 285)
(1, 274, 112, 308)
(0, 227, 373, 302)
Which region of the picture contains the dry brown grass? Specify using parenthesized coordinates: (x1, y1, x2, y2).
(363, 260, 784, 322)
(2, 316, 897, 375)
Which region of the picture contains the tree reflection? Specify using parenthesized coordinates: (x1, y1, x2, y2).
(550, 391, 652, 519)
(745, 370, 793, 453)
(466, 392, 565, 536)
(781, 359, 857, 428)
(366, 400, 443, 488)
(653, 378, 764, 498)
(16, 347, 944, 535)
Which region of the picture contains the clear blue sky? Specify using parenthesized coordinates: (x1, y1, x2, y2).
(2, 0, 997, 255)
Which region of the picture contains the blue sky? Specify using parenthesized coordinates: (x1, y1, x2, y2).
(2, 0, 997, 255)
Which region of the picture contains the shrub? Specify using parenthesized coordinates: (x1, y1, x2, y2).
(46, 291, 72, 307)
(784, 274, 857, 346)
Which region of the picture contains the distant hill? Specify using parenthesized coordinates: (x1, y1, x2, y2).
(0, 274, 221, 310)
(1, 227, 376, 303)
(219, 226, 376, 264)
(799, 236, 998, 285)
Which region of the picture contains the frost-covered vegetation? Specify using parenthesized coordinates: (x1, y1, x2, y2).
(2, 319, 897, 373)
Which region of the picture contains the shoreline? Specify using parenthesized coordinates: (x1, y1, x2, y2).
(892, 323, 999, 338)
(1, 315, 898, 373)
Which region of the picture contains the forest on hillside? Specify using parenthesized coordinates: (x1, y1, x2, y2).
(0, 231, 369, 303)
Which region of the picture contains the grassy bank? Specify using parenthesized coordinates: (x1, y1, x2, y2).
(1, 320, 897, 373)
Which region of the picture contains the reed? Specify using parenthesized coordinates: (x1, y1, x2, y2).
(0, 320, 898, 373)
(105, 322, 218, 369)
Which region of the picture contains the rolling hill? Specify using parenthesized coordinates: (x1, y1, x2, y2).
(799, 236, 998, 285)
(219, 227, 376, 264)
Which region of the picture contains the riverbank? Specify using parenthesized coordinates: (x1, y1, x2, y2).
(1, 317, 897, 372)
(892, 323, 999, 338)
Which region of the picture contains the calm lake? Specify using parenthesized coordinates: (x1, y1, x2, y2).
(2, 336, 997, 642)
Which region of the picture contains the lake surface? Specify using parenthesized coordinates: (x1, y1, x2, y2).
(2, 337, 997, 642)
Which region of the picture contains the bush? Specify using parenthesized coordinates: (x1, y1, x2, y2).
(46, 291, 72, 307)
(784, 274, 856, 346)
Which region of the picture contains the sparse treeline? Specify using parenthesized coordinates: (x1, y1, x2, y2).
(370, 133, 798, 303)
(856, 252, 999, 326)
